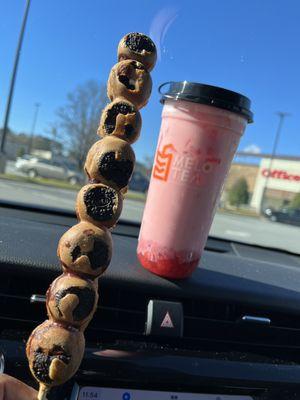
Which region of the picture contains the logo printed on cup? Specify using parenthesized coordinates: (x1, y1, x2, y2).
(171, 153, 221, 186)
(153, 143, 176, 181)
(153, 143, 221, 186)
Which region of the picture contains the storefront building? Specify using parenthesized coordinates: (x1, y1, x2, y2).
(251, 158, 300, 212)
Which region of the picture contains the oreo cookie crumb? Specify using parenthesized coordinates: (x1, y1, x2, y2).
(88, 238, 110, 270)
(84, 186, 118, 222)
(55, 286, 96, 321)
(118, 75, 135, 90)
(125, 33, 155, 53)
(33, 346, 70, 384)
(105, 102, 134, 134)
(71, 245, 81, 262)
(124, 124, 134, 137)
(99, 151, 133, 188)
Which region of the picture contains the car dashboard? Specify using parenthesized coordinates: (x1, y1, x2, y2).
(1, 202, 300, 399)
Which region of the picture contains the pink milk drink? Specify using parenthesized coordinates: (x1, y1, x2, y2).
(137, 81, 253, 279)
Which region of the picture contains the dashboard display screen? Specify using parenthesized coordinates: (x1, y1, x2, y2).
(77, 387, 253, 400)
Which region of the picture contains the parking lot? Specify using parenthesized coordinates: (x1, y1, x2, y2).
(1, 177, 299, 255)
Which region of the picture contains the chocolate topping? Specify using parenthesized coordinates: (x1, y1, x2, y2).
(55, 286, 96, 321)
(99, 99, 141, 144)
(119, 75, 135, 90)
(125, 33, 155, 54)
(69, 238, 110, 270)
(33, 346, 70, 385)
(117, 61, 146, 89)
(98, 151, 134, 189)
(88, 238, 110, 270)
(104, 102, 134, 134)
(83, 186, 118, 221)
(71, 245, 81, 262)
(33, 349, 52, 384)
(118, 33, 157, 71)
(107, 60, 152, 109)
(124, 124, 134, 137)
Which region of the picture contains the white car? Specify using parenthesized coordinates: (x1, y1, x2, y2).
(15, 156, 83, 185)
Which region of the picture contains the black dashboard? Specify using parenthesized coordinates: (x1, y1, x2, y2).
(1, 202, 300, 399)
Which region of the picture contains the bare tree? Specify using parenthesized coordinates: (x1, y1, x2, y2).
(53, 80, 107, 169)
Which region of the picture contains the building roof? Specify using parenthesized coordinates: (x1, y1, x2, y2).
(236, 152, 300, 161)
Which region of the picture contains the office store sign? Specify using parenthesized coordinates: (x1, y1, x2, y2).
(261, 168, 300, 182)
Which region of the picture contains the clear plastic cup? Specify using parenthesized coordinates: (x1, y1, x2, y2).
(137, 81, 253, 279)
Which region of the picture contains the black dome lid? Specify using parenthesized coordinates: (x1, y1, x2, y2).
(159, 81, 253, 123)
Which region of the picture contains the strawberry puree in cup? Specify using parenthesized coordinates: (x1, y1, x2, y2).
(137, 81, 253, 279)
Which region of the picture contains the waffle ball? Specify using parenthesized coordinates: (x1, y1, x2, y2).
(107, 60, 152, 109)
(46, 274, 98, 328)
(98, 98, 142, 144)
(58, 222, 112, 278)
(84, 137, 135, 191)
(76, 183, 123, 229)
(118, 32, 157, 71)
(26, 320, 85, 387)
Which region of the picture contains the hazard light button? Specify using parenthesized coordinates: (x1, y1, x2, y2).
(145, 300, 183, 337)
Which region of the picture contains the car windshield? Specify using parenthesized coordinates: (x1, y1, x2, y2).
(1, 0, 300, 254)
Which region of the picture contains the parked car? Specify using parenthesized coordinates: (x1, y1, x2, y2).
(129, 171, 149, 193)
(264, 207, 300, 226)
(15, 156, 84, 185)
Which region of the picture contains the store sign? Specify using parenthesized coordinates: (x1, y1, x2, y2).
(262, 168, 300, 181)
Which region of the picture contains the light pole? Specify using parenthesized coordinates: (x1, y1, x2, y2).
(0, 0, 31, 172)
(260, 111, 290, 211)
(28, 103, 41, 154)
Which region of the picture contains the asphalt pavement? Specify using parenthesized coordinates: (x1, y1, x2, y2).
(0, 178, 300, 255)
(0, 178, 144, 221)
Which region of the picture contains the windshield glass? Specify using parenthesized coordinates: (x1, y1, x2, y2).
(1, 0, 300, 254)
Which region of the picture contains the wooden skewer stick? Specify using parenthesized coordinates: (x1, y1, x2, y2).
(37, 384, 50, 400)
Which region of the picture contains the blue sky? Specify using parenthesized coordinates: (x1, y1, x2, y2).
(1, 0, 300, 162)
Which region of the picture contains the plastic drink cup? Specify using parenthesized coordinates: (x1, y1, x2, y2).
(137, 81, 253, 279)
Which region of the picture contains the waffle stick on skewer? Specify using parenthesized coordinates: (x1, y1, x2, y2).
(26, 32, 156, 399)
